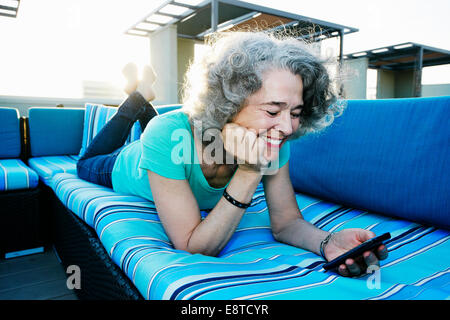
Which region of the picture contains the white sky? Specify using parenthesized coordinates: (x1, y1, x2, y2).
(0, 0, 449, 98)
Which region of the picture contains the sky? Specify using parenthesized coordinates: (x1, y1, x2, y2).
(0, 0, 449, 98)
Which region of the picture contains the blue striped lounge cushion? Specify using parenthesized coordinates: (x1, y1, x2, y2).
(49, 173, 450, 300)
(50, 172, 148, 228)
(0, 159, 39, 191)
(100, 188, 450, 300)
(28, 155, 79, 186)
(79, 103, 142, 157)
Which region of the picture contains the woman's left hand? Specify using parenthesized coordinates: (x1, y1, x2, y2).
(323, 228, 389, 277)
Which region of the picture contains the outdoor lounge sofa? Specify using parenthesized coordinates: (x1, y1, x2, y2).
(0, 107, 41, 259)
(5, 96, 449, 300)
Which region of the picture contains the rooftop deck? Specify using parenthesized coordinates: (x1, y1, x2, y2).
(0, 248, 78, 300)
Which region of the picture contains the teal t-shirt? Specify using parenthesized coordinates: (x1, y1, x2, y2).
(111, 110, 290, 210)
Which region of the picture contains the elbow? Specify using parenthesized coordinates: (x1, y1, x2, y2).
(185, 247, 219, 257)
(272, 232, 281, 242)
(271, 223, 286, 242)
(179, 239, 219, 257)
(271, 217, 299, 242)
(183, 245, 216, 256)
(172, 227, 220, 256)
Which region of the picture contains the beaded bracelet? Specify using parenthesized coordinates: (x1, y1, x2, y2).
(223, 189, 251, 209)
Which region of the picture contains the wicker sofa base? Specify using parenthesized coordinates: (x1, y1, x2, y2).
(0, 188, 42, 258)
(42, 184, 143, 300)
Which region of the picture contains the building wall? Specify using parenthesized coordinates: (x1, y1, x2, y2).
(342, 58, 368, 99)
(177, 38, 196, 103)
(422, 84, 450, 97)
(394, 70, 415, 98)
(376, 69, 418, 99)
(149, 25, 178, 105)
(0, 95, 122, 117)
(376, 70, 395, 99)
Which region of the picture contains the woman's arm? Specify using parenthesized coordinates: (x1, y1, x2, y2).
(263, 162, 328, 255)
(148, 168, 261, 256)
(148, 123, 264, 256)
(263, 162, 388, 276)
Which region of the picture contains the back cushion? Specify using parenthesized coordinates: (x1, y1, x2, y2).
(0, 107, 21, 158)
(289, 96, 450, 229)
(28, 107, 85, 157)
(79, 103, 182, 157)
(79, 104, 142, 157)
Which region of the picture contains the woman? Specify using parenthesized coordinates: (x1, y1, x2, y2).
(77, 31, 388, 277)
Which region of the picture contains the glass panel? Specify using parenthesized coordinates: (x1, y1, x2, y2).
(128, 30, 148, 36)
(146, 13, 173, 24)
(136, 22, 159, 31)
(175, 0, 204, 6)
(159, 4, 190, 16)
(0, 0, 19, 8)
(0, 8, 15, 15)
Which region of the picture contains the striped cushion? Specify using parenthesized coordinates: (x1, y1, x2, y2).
(28, 155, 79, 186)
(0, 159, 39, 191)
(49, 173, 450, 300)
(79, 104, 142, 157)
(50, 173, 149, 228)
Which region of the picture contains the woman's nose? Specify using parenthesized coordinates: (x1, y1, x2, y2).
(276, 111, 293, 136)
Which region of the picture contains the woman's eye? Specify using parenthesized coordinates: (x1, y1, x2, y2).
(266, 111, 279, 116)
(291, 113, 301, 119)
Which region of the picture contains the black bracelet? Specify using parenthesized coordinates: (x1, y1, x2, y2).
(223, 189, 251, 209)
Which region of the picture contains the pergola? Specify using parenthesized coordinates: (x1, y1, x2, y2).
(125, 0, 358, 62)
(0, 0, 20, 18)
(345, 42, 450, 97)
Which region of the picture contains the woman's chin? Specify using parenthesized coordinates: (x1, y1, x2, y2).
(264, 146, 281, 163)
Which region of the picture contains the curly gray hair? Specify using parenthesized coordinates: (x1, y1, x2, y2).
(182, 31, 344, 140)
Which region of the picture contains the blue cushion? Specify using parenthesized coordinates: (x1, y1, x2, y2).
(28, 155, 79, 185)
(28, 107, 85, 156)
(289, 96, 450, 229)
(48, 173, 450, 300)
(50, 173, 152, 228)
(0, 159, 39, 191)
(79, 103, 182, 157)
(79, 104, 142, 157)
(0, 107, 21, 159)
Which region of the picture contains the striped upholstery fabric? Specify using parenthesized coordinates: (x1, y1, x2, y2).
(51, 173, 149, 228)
(79, 104, 142, 157)
(28, 155, 79, 185)
(0, 159, 39, 191)
(49, 172, 450, 300)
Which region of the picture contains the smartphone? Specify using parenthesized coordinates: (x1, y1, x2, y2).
(323, 232, 391, 271)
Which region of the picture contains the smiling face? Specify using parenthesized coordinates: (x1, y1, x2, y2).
(231, 68, 304, 161)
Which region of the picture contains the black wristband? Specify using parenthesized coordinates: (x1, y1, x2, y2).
(223, 189, 251, 209)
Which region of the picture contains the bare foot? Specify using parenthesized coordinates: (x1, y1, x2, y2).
(136, 65, 157, 101)
(122, 62, 138, 94)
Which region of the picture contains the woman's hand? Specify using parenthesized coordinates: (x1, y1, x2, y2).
(221, 123, 268, 171)
(323, 228, 389, 277)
